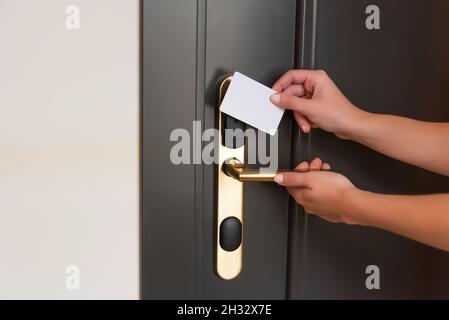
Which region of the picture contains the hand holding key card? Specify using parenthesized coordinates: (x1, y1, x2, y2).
(219, 72, 285, 136)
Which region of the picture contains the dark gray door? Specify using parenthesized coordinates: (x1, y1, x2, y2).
(142, 0, 296, 299)
(289, 0, 449, 299)
(142, 0, 449, 300)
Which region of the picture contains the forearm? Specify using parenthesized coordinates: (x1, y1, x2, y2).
(345, 189, 449, 252)
(348, 112, 449, 176)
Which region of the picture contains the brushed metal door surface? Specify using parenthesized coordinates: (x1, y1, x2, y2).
(289, 0, 449, 299)
(0, 0, 140, 299)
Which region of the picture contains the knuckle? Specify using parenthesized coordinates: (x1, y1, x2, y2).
(284, 94, 299, 107)
(314, 70, 328, 81)
(283, 174, 293, 186)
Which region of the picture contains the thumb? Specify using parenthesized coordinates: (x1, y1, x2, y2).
(274, 171, 311, 188)
(270, 92, 313, 116)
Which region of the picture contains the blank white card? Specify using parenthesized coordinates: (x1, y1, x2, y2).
(219, 72, 285, 136)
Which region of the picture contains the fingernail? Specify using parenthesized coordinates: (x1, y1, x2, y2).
(270, 93, 280, 104)
(274, 174, 283, 185)
(301, 125, 308, 132)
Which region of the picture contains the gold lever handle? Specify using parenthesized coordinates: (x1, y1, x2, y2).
(222, 159, 276, 182)
(222, 159, 311, 182)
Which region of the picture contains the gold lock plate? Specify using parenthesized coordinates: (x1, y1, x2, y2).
(216, 75, 244, 280)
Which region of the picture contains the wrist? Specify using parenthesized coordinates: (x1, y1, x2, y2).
(341, 187, 372, 226)
(344, 107, 374, 142)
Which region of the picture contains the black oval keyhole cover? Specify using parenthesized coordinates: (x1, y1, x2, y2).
(219, 217, 242, 252)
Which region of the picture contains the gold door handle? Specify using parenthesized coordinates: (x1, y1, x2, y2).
(223, 158, 310, 182)
(222, 159, 277, 182)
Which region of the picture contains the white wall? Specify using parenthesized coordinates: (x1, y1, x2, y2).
(0, 0, 140, 299)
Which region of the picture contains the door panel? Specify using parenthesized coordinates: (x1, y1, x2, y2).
(0, 0, 140, 299)
(142, 0, 296, 299)
(290, 0, 449, 299)
(142, 0, 199, 300)
(203, 0, 295, 299)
